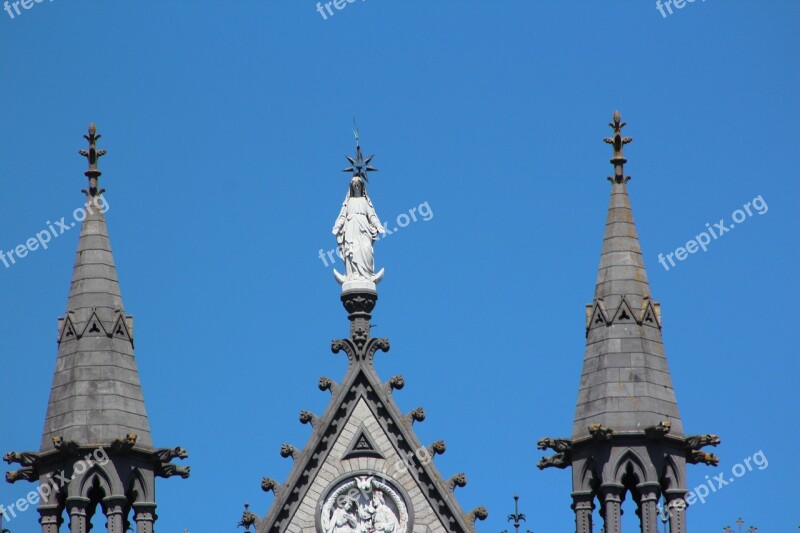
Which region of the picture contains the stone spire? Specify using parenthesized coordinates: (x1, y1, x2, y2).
(5, 125, 188, 533)
(574, 111, 681, 436)
(39, 123, 151, 450)
(537, 113, 720, 533)
(244, 133, 486, 533)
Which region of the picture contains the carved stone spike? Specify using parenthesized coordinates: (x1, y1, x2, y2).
(153, 446, 189, 462)
(448, 472, 467, 492)
(261, 477, 281, 495)
(280, 444, 299, 460)
(685, 434, 721, 450)
(386, 375, 405, 393)
(427, 440, 446, 457)
(318, 376, 338, 394)
(52, 436, 80, 456)
(687, 450, 719, 466)
(3, 451, 41, 467)
(299, 410, 318, 427)
(406, 407, 426, 425)
(537, 453, 572, 470)
(466, 506, 488, 526)
(645, 421, 672, 440)
(110, 433, 137, 453)
(5, 467, 37, 484)
(155, 463, 191, 479)
(588, 424, 614, 441)
(537, 437, 572, 453)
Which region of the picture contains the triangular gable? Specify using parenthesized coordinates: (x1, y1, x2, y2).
(342, 422, 385, 460)
(638, 299, 662, 329)
(257, 359, 477, 533)
(110, 313, 134, 346)
(612, 297, 636, 324)
(80, 309, 108, 337)
(585, 299, 609, 335)
(58, 315, 79, 344)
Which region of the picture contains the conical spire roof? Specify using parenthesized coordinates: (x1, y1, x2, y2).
(573, 112, 683, 439)
(40, 124, 151, 451)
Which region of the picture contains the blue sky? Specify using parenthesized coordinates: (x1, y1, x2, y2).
(0, 1, 798, 531)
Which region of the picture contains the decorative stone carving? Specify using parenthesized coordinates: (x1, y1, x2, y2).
(386, 375, 405, 393)
(427, 440, 446, 457)
(319, 376, 339, 394)
(280, 444, 299, 460)
(405, 407, 426, 425)
(320, 475, 408, 533)
(3, 450, 41, 467)
(645, 421, 672, 440)
(111, 433, 137, 453)
(261, 477, 282, 496)
(685, 434, 721, 450)
(52, 436, 80, 456)
(5, 467, 37, 483)
(537, 453, 572, 470)
(588, 424, 614, 441)
(155, 463, 190, 478)
(153, 446, 189, 462)
(537, 437, 572, 453)
(447, 473, 467, 492)
(687, 450, 719, 466)
(465, 506, 488, 527)
(299, 410, 319, 427)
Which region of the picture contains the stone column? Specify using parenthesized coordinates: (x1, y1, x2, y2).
(133, 502, 157, 533)
(571, 490, 595, 533)
(38, 504, 62, 533)
(600, 483, 625, 533)
(66, 497, 91, 533)
(664, 490, 688, 533)
(637, 482, 661, 533)
(104, 496, 128, 533)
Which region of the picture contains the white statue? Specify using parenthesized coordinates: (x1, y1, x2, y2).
(332, 175, 385, 285)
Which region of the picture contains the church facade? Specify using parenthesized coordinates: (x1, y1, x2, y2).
(4, 114, 718, 533)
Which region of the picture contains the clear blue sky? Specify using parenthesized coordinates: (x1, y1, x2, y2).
(1, 1, 798, 532)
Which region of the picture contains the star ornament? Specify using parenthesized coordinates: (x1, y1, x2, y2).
(343, 144, 378, 181)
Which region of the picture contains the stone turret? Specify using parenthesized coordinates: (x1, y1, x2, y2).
(4, 125, 189, 533)
(537, 113, 720, 533)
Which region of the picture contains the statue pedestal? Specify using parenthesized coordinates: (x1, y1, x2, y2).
(340, 285, 378, 347)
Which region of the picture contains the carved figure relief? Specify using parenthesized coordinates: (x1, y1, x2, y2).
(321, 475, 408, 533)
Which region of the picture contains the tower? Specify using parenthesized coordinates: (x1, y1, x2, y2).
(239, 136, 487, 533)
(537, 113, 720, 533)
(4, 125, 189, 533)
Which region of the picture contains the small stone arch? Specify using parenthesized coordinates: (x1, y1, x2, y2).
(611, 449, 650, 487)
(661, 455, 684, 491)
(128, 468, 151, 504)
(69, 462, 117, 500)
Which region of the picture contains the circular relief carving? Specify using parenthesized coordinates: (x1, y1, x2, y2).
(320, 474, 409, 533)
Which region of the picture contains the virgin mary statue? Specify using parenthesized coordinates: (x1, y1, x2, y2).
(332, 175, 385, 285)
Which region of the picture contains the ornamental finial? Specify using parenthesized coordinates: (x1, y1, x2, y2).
(343, 119, 378, 181)
(78, 123, 107, 196)
(603, 111, 633, 184)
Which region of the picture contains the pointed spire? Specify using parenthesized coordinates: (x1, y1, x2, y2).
(40, 124, 152, 450)
(572, 112, 682, 437)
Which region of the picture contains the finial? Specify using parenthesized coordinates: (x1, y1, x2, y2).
(343, 120, 377, 181)
(603, 111, 633, 184)
(78, 123, 107, 196)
